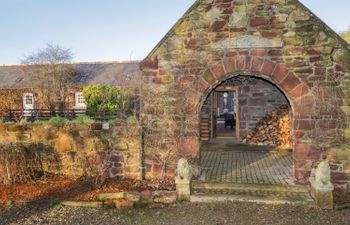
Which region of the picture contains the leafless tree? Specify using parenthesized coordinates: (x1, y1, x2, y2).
(21, 44, 76, 115)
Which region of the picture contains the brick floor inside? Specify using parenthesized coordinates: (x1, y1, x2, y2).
(200, 140, 294, 185)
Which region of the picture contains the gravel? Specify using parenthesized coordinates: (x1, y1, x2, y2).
(1, 202, 350, 225)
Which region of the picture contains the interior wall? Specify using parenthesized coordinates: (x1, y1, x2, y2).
(200, 76, 289, 139)
(238, 78, 289, 138)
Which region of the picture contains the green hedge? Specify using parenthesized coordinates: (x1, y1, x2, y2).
(82, 85, 127, 115)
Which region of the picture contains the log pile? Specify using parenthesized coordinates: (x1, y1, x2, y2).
(243, 105, 292, 148)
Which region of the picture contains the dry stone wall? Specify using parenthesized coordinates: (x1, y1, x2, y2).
(0, 122, 141, 180)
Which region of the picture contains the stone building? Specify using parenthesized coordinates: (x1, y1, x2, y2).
(140, 0, 350, 191)
(0, 61, 140, 118)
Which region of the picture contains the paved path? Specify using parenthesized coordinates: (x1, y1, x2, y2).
(200, 141, 294, 185)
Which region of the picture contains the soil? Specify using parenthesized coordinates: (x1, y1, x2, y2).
(0, 177, 175, 205)
(1, 201, 350, 225)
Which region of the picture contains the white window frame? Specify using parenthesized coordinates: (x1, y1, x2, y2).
(23, 93, 34, 116)
(75, 92, 86, 109)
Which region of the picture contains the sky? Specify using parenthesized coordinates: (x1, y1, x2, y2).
(0, 0, 349, 65)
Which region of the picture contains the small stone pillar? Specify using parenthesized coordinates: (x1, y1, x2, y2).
(175, 158, 193, 201)
(309, 161, 334, 209)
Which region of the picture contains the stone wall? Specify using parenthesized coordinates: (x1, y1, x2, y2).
(238, 77, 289, 137)
(141, 0, 350, 191)
(0, 121, 141, 180)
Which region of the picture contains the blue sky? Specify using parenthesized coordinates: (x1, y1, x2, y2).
(0, 0, 349, 64)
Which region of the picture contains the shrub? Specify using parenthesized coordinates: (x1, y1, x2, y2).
(69, 115, 95, 124)
(48, 116, 68, 125)
(82, 85, 127, 115)
(0, 143, 59, 185)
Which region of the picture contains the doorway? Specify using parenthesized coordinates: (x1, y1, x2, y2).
(23, 93, 34, 117)
(212, 86, 238, 139)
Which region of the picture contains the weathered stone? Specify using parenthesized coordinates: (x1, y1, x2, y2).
(0, 123, 141, 180)
(152, 191, 177, 204)
(61, 201, 103, 208)
(175, 158, 192, 201)
(114, 199, 134, 209)
(98, 193, 125, 200)
(309, 161, 334, 209)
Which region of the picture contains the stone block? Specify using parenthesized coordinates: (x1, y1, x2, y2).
(250, 57, 264, 73)
(175, 158, 192, 201)
(114, 199, 134, 209)
(223, 57, 237, 74)
(272, 64, 289, 83)
(202, 69, 216, 84)
(309, 161, 334, 209)
(236, 55, 246, 71)
(250, 17, 269, 27)
(98, 192, 125, 200)
(289, 83, 309, 100)
(176, 182, 191, 201)
(153, 191, 177, 204)
(280, 73, 301, 92)
(260, 60, 276, 76)
(310, 186, 334, 209)
(294, 144, 321, 160)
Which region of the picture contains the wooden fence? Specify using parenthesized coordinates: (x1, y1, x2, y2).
(2, 109, 124, 122)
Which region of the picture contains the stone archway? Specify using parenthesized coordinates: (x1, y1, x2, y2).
(197, 70, 296, 184)
(141, 0, 350, 190)
(195, 56, 311, 119)
(191, 56, 310, 183)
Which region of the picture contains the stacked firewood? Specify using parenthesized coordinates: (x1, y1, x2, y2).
(243, 105, 292, 148)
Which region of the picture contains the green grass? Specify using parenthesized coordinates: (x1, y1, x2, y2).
(68, 115, 95, 124)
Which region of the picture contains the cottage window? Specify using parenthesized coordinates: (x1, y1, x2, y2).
(25, 95, 33, 104)
(77, 93, 85, 104)
(75, 92, 86, 108)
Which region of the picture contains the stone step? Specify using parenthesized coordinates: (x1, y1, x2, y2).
(190, 192, 314, 207)
(190, 181, 314, 206)
(192, 181, 310, 193)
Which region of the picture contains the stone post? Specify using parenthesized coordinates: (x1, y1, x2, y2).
(309, 161, 334, 209)
(175, 158, 193, 201)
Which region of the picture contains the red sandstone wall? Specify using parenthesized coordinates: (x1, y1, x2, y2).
(0, 122, 141, 180)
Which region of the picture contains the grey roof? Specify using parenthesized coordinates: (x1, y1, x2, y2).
(0, 61, 141, 89)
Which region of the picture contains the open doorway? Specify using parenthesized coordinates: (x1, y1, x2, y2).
(213, 86, 238, 139)
(199, 75, 294, 186)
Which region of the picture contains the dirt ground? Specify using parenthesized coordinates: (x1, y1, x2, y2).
(1, 201, 350, 225)
(0, 177, 175, 205)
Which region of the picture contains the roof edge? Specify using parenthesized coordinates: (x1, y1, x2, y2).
(295, 0, 350, 49)
(0, 60, 141, 67)
(145, 0, 202, 59)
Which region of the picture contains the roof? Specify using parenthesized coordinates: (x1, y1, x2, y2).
(0, 61, 141, 89)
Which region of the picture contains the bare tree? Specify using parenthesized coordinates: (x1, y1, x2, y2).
(21, 44, 76, 115)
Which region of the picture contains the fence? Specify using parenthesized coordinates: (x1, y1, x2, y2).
(2, 108, 125, 122)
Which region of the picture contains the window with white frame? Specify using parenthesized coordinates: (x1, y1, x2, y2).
(75, 92, 86, 108)
(25, 95, 33, 105)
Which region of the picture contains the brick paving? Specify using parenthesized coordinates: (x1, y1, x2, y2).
(200, 141, 294, 185)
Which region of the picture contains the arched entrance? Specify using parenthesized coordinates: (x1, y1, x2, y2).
(140, 0, 350, 193)
(198, 74, 295, 185)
